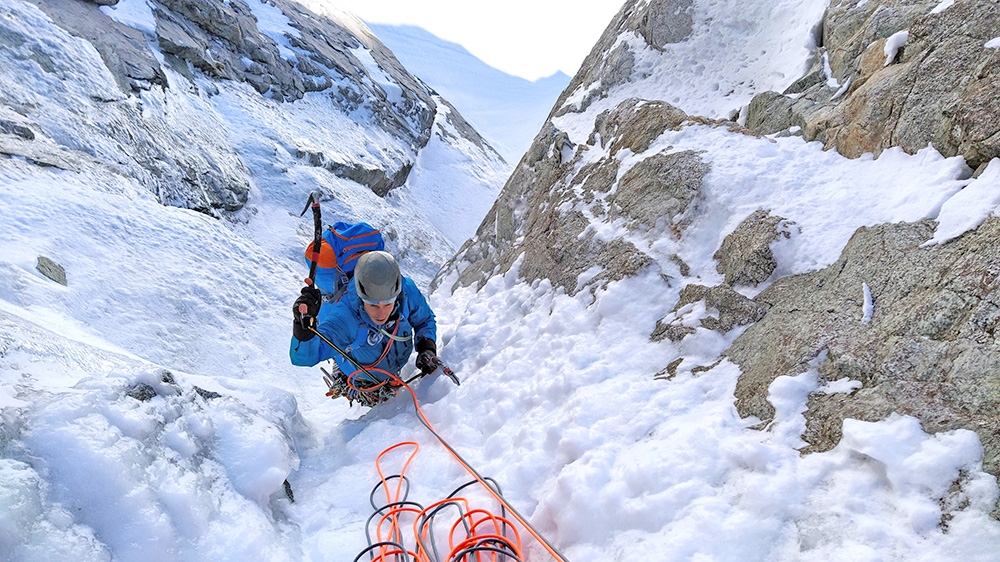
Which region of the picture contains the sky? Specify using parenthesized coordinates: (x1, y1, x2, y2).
(4, 0, 1000, 560)
(322, 0, 626, 81)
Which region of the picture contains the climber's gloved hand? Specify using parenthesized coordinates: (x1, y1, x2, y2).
(415, 351, 438, 374)
(415, 337, 438, 374)
(292, 286, 322, 341)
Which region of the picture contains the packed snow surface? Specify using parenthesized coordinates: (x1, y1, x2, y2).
(557, 0, 831, 121)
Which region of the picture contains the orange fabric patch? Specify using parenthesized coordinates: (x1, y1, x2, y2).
(305, 239, 339, 268)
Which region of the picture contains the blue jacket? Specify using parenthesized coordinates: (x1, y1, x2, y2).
(289, 276, 436, 384)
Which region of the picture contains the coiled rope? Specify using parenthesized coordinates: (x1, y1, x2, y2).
(360, 441, 523, 561)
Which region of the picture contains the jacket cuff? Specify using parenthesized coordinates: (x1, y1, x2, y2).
(416, 336, 436, 355)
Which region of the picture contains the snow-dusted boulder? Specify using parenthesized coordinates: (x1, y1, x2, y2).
(652, 283, 768, 343)
(713, 209, 789, 287)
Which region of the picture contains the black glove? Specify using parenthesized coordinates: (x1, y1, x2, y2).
(415, 337, 438, 374)
(292, 286, 322, 341)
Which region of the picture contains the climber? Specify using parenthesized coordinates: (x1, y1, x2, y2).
(289, 250, 439, 406)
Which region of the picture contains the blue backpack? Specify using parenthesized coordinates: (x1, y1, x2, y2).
(304, 221, 384, 300)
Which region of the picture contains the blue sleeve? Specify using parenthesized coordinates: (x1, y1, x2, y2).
(288, 302, 358, 366)
(403, 278, 436, 343)
(289, 334, 331, 366)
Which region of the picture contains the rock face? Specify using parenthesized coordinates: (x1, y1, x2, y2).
(2, 0, 492, 214)
(734, 0, 1000, 477)
(551, 0, 695, 118)
(35, 256, 67, 286)
(745, 0, 1000, 173)
(727, 219, 1000, 474)
(713, 210, 789, 287)
(438, 0, 1000, 488)
(436, 98, 711, 296)
(652, 284, 768, 343)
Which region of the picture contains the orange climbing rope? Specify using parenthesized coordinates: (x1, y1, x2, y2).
(365, 441, 524, 562)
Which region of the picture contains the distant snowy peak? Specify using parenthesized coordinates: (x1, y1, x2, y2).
(368, 24, 570, 164)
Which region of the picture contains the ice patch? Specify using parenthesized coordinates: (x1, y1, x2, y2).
(862, 281, 874, 323)
(931, 0, 955, 14)
(352, 47, 404, 105)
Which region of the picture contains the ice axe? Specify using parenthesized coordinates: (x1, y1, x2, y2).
(297, 192, 323, 328)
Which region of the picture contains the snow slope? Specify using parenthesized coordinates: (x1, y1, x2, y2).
(2, 0, 1000, 561)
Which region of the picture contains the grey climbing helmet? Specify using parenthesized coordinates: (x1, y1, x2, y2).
(354, 251, 402, 304)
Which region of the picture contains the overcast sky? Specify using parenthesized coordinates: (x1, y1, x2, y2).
(325, 0, 626, 81)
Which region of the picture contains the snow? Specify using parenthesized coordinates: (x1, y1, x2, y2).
(558, 125, 971, 286)
(3, 0, 1000, 561)
(351, 46, 405, 106)
(986, 38, 1000, 49)
(557, 0, 831, 121)
(245, 0, 302, 62)
(922, 158, 1000, 247)
(99, 0, 156, 35)
(861, 282, 874, 324)
(884, 30, 909, 66)
(830, 77, 852, 101)
(386, 100, 510, 249)
(823, 51, 841, 88)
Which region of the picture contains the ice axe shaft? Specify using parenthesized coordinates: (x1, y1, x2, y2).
(300, 192, 322, 287)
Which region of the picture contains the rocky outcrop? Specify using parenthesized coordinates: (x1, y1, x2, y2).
(444, 0, 1000, 485)
(727, 0, 1000, 477)
(2, 1, 247, 213)
(35, 256, 67, 286)
(436, 98, 711, 295)
(726, 218, 1000, 474)
(652, 284, 768, 342)
(714, 210, 789, 287)
(30, 0, 166, 92)
(746, 0, 1000, 172)
(552, 0, 695, 118)
(438, 118, 652, 295)
(145, 0, 444, 171)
